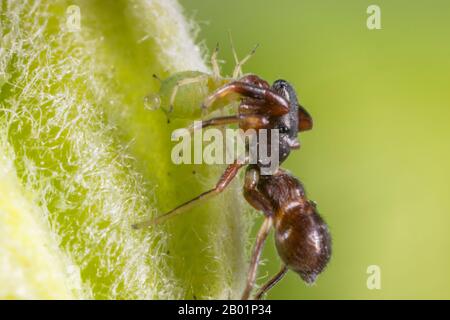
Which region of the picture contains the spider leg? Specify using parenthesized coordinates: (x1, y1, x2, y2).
(239, 98, 290, 117)
(188, 115, 240, 133)
(241, 216, 273, 300)
(171, 115, 239, 140)
(241, 167, 275, 300)
(132, 162, 244, 229)
(243, 167, 273, 216)
(254, 265, 288, 300)
(173, 113, 269, 140)
(203, 81, 290, 115)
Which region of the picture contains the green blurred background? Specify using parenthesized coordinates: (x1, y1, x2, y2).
(181, 0, 450, 299)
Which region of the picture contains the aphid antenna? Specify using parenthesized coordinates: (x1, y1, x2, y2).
(228, 30, 240, 69)
(152, 74, 162, 82)
(232, 43, 260, 79)
(211, 42, 221, 80)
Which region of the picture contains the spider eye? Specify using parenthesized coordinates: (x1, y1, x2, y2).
(279, 126, 289, 134)
(272, 79, 297, 104)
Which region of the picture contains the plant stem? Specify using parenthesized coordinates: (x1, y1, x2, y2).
(0, 0, 249, 299)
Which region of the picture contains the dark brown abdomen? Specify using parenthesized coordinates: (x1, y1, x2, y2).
(274, 202, 331, 284)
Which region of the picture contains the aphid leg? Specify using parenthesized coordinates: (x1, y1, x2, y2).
(232, 44, 259, 79)
(241, 216, 273, 300)
(169, 75, 208, 113)
(202, 82, 289, 115)
(254, 265, 288, 300)
(211, 43, 221, 80)
(132, 162, 244, 229)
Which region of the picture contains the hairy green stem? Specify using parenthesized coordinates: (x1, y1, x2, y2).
(0, 0, 250, 299)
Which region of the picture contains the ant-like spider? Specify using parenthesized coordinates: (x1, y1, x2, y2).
(134, 44, 331, 300)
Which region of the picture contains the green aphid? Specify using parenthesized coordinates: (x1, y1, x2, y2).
(145, 43, 258, 120)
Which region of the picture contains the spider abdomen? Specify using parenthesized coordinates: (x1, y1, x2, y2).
(274, 203, 332, 284)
